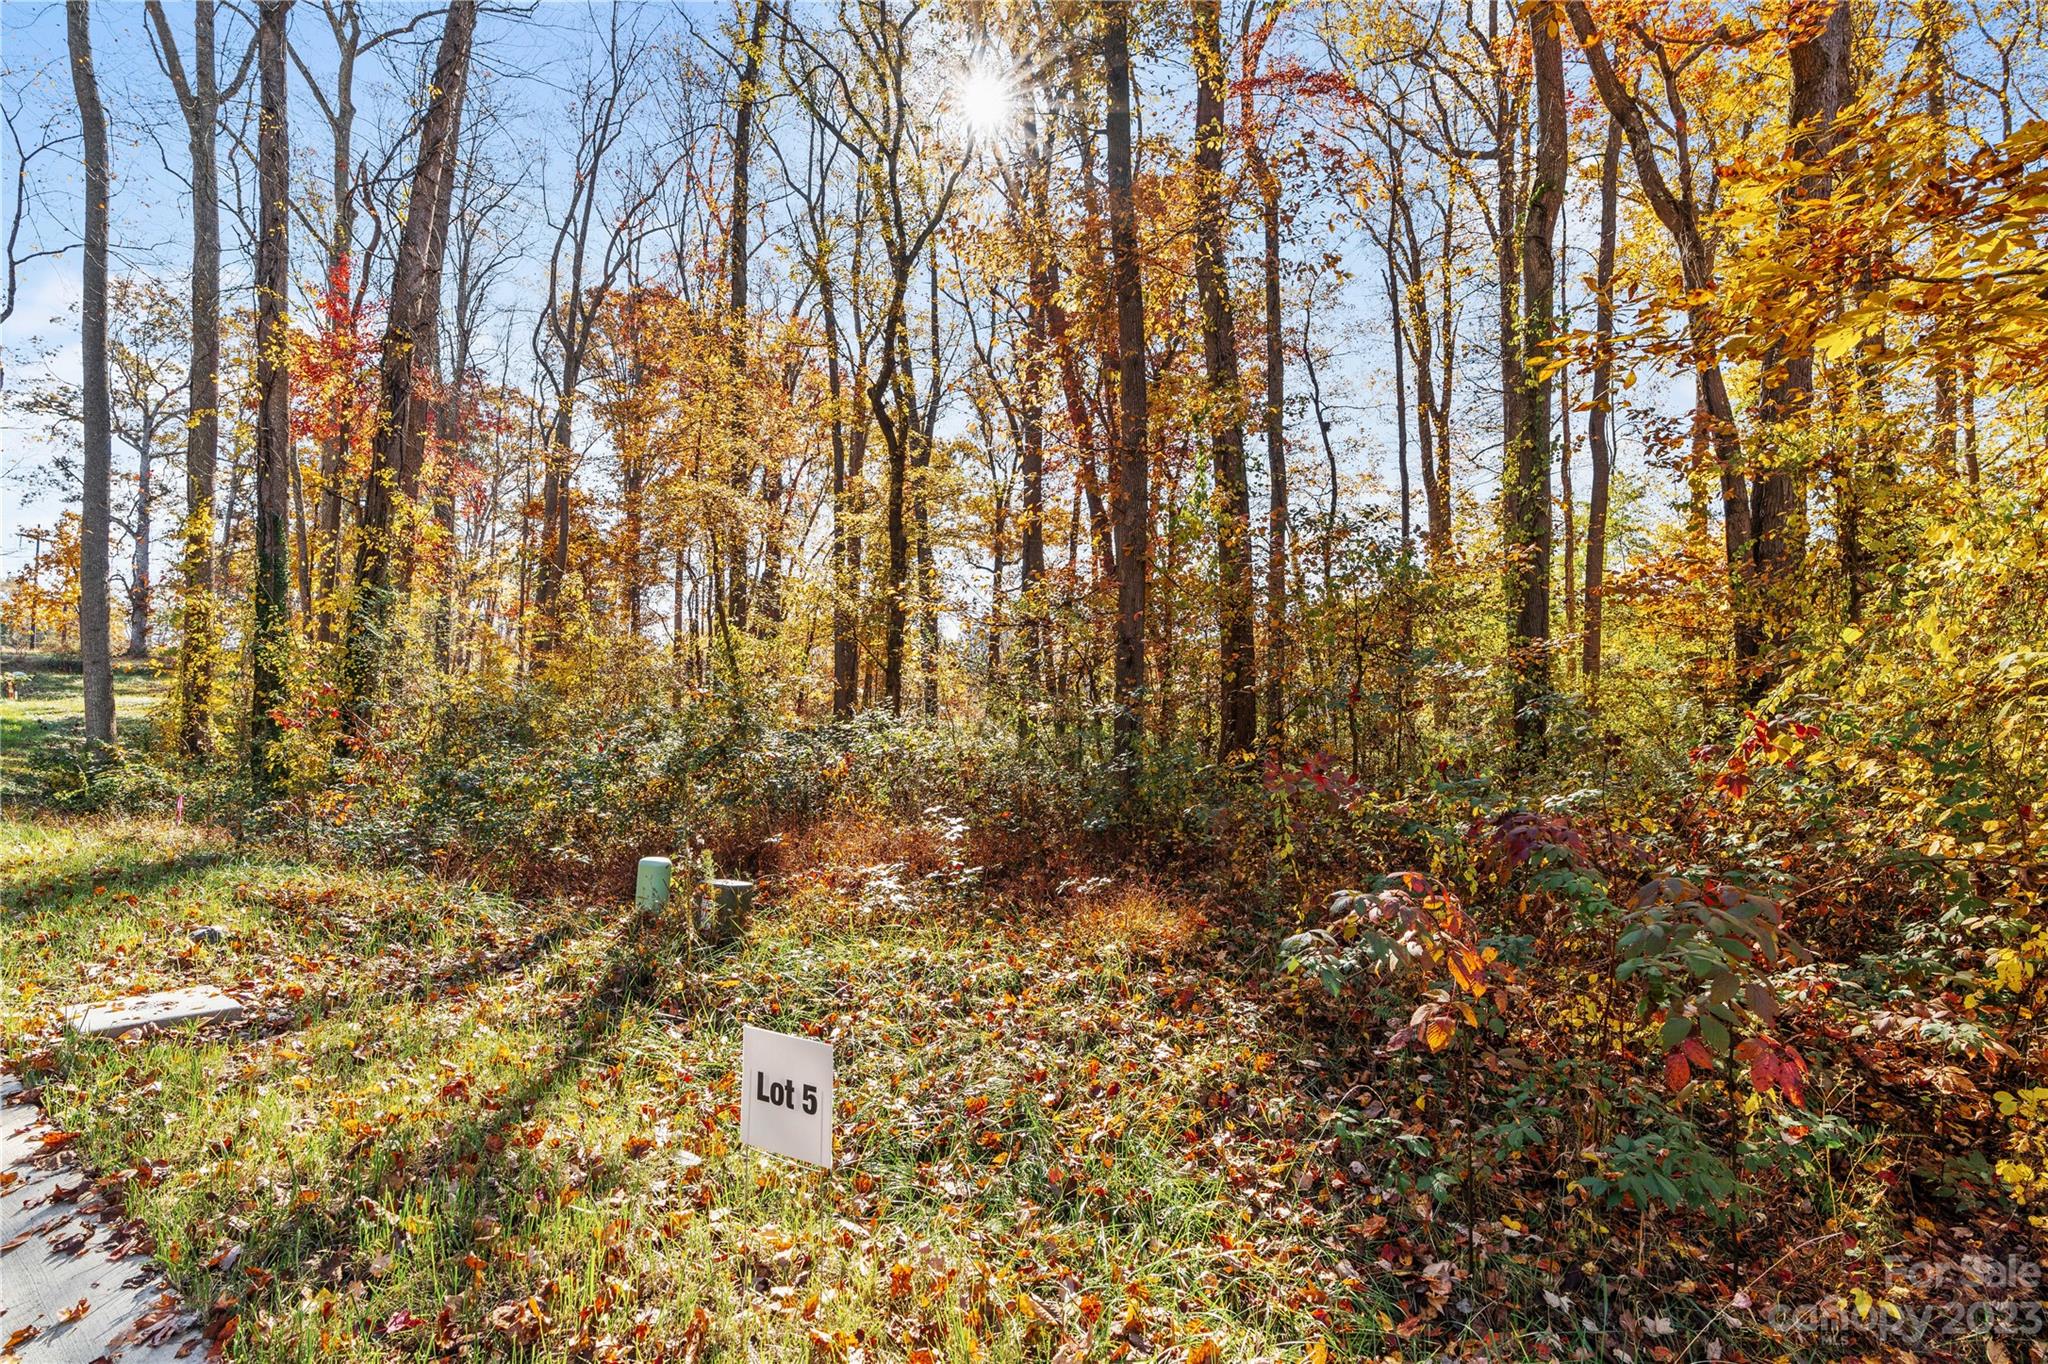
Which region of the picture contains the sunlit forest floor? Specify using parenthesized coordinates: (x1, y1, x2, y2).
(4, 816, 1405, 1362)
(1, 676, 2036, 1364)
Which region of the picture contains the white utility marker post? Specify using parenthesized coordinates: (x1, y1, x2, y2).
(706, 878, 755, 941)
(739, 1024, 834, 1168)
(635, 857, 672, 913)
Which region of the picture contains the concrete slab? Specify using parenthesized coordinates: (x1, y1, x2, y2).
(58, 988, 243, 1039)
(0, 1079, 207, 1361)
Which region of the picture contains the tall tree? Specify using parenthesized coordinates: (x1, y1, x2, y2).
(781, 65, 863, 716)
(65, 0, 114, 747)
(147, 0, 254, 754)
(784, 0, 970, 714)
(1583, 117, 1621, 693)
(1011, 95, 1053, 707)
(531, 11, 666, 651)
(725, 0, 773, 629)
(339, 0, 478, 728)
(1194, 0, 1255, 762)
(1567, 0, 1758, 679)
(286, 0, 437, 641)
(1749, 0, 1852, 688)
(1104, 3, 1148, 770)
(106, 280, 188, 660)
(1238, 8, 1287, 746)
(250, 0, 293, 793)
(1506, 0, 1567, 746)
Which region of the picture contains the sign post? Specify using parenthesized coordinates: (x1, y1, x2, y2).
(739, 1025, 833, 1168)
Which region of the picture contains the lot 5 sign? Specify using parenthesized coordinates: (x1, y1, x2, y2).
(739, 1025, 834, 1168)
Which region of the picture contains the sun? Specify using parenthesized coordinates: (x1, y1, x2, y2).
(956, 65, 1014, 139)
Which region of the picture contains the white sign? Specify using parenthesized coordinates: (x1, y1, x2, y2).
(739, 1025, 834, 1168)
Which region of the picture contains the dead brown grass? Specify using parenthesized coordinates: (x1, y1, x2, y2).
(1058, 879, 1209, 959)
(753, 815, 1211, 960)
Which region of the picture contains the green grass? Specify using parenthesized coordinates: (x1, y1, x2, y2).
(3, 816, 1390, 1362)
(0, 657, 167, 805)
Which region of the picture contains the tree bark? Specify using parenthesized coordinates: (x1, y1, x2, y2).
(250, 0, 293, 794)
(824, 276, 857, 716)
(1259, 177, 1287, 744)
(1017, 103, 1052, 703)
(338, 0, 475, 730)
(1492, 0, 1522, 573)
(127, 422, 153, 658)
(1397, 196, 1451, 564)
(725, 0, 772, 631)
(1104, 4, 1149, 771)
(1508, 0, 1566, 748)
(146, 0, 248, 751)
(1749, 0, 1851, 693)
(1583, 117, 1621, 693)
(1387, 227, 1411, 555)
(1193, 0, 1254, 762)
(872, 297, 913, 713)
(67, 0, 114, 746)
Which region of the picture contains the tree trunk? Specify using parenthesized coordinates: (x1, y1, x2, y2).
(250, 0, 292, 794)
(825, 284, 857, 715)
(1104, 4, 1149, 771)
(536, 385, 576, 637)
(1493, 0, 1523, 578)
(316, 23, 358, 646)
(432, 392, 459, 668)
(1508, 0, 1566, 748)
(67, 0, 114, 747)
(1018, 105, 1051, 703)
(1567, 0, 1757, 682)
(725, 0, 772, 632)
(399, 112, 462, 511)
(127, 424, 153, 657)
(1260, 179, 1287, 745)
(1749, 0, 1851, 693)
(1584, 117, 1621, 693)
(915, 252, 942, 716)
(873, 299, 912, 713)
(1398, 198, 1450, 564)
(1194, 0, 1254, 762)
(804, 141, 859, 716)
(145, 0, 239, 752)
(338, 0, 476, 729)
(1387, 228, 1410, 556)
(1918, 0, 1958, 477)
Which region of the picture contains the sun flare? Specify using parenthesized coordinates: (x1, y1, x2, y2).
(956, 66, 1014, 137)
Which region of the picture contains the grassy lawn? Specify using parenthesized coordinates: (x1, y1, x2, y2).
(0, 657, 166, 806)
(3, 813, 1387, 1362)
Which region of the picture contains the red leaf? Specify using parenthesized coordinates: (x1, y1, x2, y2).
(1663, 1049, 1692, 1092)
(1734, 1035, 1809, 1107)
(382, 1309, 427, 1337)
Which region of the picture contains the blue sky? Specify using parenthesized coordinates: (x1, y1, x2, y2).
(2, 0, 1697, 597)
